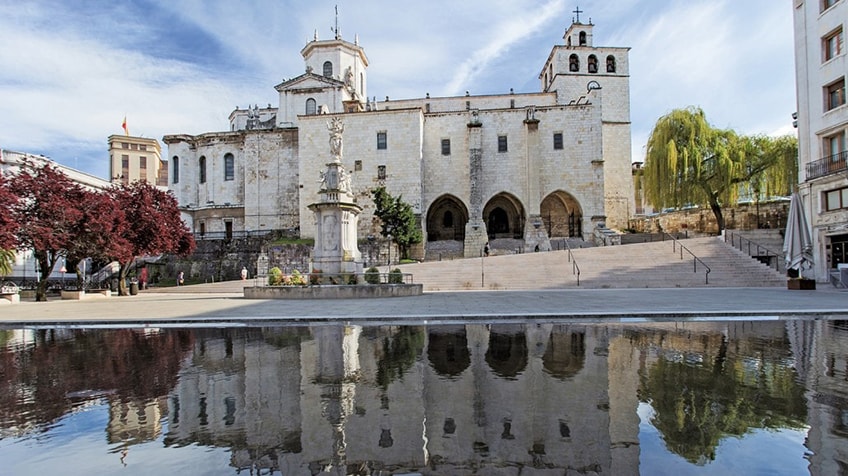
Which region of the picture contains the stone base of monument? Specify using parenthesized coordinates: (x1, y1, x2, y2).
(244, 283, 423, 299)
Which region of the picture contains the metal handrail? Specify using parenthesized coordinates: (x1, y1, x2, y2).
(662, 232, 711, 284)
(724, 231, 784, 273)
(563, 239, 581, 286)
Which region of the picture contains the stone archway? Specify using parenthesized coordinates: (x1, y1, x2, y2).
(427, 329, 471, 378)
(541, 191, 583, 238)
(485, 329, 528, 378)
(483, 193, 525, 240)
(426, 195, 469, 242)
(541, 330, 585, 380)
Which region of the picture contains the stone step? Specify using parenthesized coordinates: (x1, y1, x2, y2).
(388, 237, 786, 291)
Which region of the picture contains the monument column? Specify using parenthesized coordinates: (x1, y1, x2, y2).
(308, 117, 363, 277)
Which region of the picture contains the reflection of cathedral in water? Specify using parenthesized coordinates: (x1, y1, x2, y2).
(163, 325, 641, 475)
(159, 320, 848, 475)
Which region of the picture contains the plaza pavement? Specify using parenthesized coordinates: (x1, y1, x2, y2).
(0, 279, 846, 326)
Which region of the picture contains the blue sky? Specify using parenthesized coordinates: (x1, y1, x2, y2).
(0, 0, 796, 179)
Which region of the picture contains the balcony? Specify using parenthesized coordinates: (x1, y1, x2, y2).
(806, 150, 848, 180)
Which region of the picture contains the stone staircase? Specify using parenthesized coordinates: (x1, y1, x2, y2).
(387, 236, 787, 291)
(723, 228, 786, 274)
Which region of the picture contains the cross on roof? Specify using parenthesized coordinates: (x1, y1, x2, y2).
(573, 6, 583, 23)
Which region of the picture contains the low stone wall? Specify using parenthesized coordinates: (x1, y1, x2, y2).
(628, 201, 790, 235)
(244, 284, 423, 299)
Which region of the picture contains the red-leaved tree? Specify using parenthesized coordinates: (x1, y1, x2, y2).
(108, 182, 195, 295)
(64, 188, 130, 289)
(8, 161, 85, 301)
(0, 174, 19, 278)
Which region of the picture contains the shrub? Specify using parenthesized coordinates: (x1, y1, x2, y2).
(268, 267, 283, 286)
(365, 266, 380, 284)
(290, 269, 307, 286)
(389, 268, 404, 284)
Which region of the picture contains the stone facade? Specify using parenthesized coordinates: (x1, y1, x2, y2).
(792, 0, 848, 281)
(164, 18, 632, 259)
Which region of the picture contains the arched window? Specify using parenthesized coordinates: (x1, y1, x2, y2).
(172, 156, 180, 184)
(199, 156, 206, 184)
(569, 54, 579, 72)
(224, 153, 234, 181)
(579, 31, 587, 46)
(588, 55, 598, 73)
(306, 98, 317, 115)
(323, 61, 333, 78)
(360, 72, 364, 96)
(606, 55, 616, 73)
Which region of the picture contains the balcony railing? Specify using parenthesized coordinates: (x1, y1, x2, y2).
(806, 150, 848, 180)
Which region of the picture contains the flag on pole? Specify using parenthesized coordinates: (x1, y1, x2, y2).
(122, 116, 129, 136)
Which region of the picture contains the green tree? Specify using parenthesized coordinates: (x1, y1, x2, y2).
(371, 187, 422, 260)
(643, 107, 797, 232)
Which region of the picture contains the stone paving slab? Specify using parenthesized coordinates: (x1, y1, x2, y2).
(0, 282, 846, 327)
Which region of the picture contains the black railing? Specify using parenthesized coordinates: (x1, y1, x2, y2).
(806, 150, 848, 180)
(194, 229, 276, 241)
(662, 232, 711, 284)
(563, 239, 581, 286)
(724, 231, 784, 274)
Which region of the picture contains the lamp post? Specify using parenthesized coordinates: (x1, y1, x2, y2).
(386, 234, 392, 266)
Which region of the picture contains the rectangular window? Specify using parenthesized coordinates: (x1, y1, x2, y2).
(121, 142, 129, 149)
(825, 186, 848, 211)
(354, 160, 362, 171)
(553, 133, 564, 150)
(825, 131, 846, 158)
(377, 131, 387, 150)
(822, 0, 839, 12)
(441, 139, 451, 156)
(139, 156, 147, 182)
(498, 135, 508, 153)
(173, 157, 180, 184)
(824, 27, 843, 62)
(139, 144, 147, 151)
(826, 78, 846, 111)
(131, 143, 138, 150)
(377, 165, 386, 180)
(121, 154, 129, 183)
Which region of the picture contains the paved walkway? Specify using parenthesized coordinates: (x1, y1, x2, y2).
(1, 279, 846, 326)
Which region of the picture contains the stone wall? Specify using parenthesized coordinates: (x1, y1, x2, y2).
(627, 201, 790, 234)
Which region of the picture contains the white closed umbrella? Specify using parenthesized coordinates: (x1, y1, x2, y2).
(783, 192, 814, 276)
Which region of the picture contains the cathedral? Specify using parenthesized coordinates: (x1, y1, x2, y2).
(163, 14, 632, 258)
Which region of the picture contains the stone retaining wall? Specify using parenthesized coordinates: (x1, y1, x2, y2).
(244, 284, 423, 299)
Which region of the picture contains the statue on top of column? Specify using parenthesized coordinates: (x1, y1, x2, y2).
(328, 117, 344, 162)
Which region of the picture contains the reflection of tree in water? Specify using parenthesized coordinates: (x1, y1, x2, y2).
(0, 329, 194, 432)
(639, 335, 807, 464)
(376, 326, 425, 389)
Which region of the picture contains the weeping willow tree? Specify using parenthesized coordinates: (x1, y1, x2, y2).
(643, 107, 797, 232)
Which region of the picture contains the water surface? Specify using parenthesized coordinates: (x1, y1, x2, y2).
(1, 319, 846, 475)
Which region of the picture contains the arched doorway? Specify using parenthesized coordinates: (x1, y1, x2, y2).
(426, 195, 468, 242)
(427, 328, 471, 378)
(541, 191, 583, 238)
(483, 193, 525, 239)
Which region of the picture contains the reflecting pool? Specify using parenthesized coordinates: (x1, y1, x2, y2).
(0, 319, 846, 475)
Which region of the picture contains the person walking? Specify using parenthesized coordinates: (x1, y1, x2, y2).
(178, 271, 184, 286)
(241, 267, 248, 280)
